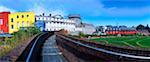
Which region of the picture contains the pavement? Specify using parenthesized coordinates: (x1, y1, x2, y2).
(42, 35, 68, 62)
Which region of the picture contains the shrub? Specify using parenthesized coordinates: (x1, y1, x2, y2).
(0, 27, 40, 57)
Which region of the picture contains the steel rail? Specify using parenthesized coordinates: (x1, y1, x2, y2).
(26, 33, 46, 62)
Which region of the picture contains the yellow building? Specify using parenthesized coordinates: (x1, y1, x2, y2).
(9, 12, 35, 33)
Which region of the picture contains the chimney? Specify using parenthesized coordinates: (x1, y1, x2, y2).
(49, 14, 51, 17)
(42, 13, 44, 16)
(40, 14, 42, 16)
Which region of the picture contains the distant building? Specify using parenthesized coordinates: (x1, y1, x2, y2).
(68, 14, 83, 33)
(9, 12, 35, 33)
(105, 25, 137, 35)
(0, 12, 96, 35)
(82, 23, 96, 35)
(36, 14, 96, 35)
(119, 25, 127, 30)
(68, 14, 82, 26)
(35, 14, 76, 33)
(95, 26, 107, 35)
(136, 24, 150, 36)
(35, 20, 45, 31)
(96, 25, 137, 35)
(96, 26, 107, 33)
(0, 12, 10, 33)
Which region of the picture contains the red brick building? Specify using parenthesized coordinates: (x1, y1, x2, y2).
(0, 12, 10, 33)
(106, 30, 137, 35)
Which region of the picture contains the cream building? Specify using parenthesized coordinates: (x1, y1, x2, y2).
(35, 14, 96, 35)
(9, 12, 35, 33)
(36, 14, 76, 32)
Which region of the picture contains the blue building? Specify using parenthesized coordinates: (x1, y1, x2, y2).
(35, 20, 45, 31)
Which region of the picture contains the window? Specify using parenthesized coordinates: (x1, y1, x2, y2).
(17, 15, 19, 18)
(27, 15, 29, 17)
(22, 15, 24, 18)
(11, 25, 14, 29)
(34, 18, 36, 20)
(11, 18, 13, 22)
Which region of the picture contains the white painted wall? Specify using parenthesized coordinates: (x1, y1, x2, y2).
(43, 17, 76, 32)
(36, 15, 96, 35)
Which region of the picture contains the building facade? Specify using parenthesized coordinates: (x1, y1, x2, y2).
(9, 12, 35, 33)
(35, 14, 76, 32)
(95, 25, 138, 35)
(68, 14, 83, 32)
(35, 20, 45, 31)
(36, 14, 96, 35)
(68, 14, 82, 26)
(105, 25, 137, 35)
(0, 12, 10, 33)
(82, 23, 96, 35)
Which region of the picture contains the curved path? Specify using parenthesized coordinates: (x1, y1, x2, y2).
(42, 35, 67, 62)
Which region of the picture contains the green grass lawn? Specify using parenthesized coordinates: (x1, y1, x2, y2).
(91, 36, 150, 48)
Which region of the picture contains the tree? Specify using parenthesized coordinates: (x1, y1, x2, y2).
(79, 32, 85, 38)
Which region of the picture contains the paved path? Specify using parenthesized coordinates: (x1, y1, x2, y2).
(42, 35, 67, 62)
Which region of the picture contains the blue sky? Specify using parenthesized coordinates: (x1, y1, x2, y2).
(0, 0, 150, 27)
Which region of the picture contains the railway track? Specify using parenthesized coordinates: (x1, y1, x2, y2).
(56, 34, 150, 61)
(42, 35, 67, 62)
(16, 32, 53, 62)
(15, 32, 150, 62)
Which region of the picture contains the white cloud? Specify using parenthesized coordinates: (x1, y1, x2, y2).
(28, 0, 102, 16)
(29, 6, 49, 15)
(49, 9, 67, 16)
(0, 6, 16, 12)
(28, 4, 67, 16)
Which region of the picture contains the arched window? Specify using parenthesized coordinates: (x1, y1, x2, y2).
(27, 15, 29, 17)
(11, 18, 13, 22)
(17, 15, 19, 18)
(22, 15, 24, 18)
(11, 25, 14, 29)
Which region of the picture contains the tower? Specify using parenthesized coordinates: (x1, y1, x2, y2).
(68, 14, 81, 26)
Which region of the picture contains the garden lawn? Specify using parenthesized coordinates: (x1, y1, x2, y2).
(91, 36, 150, 48)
